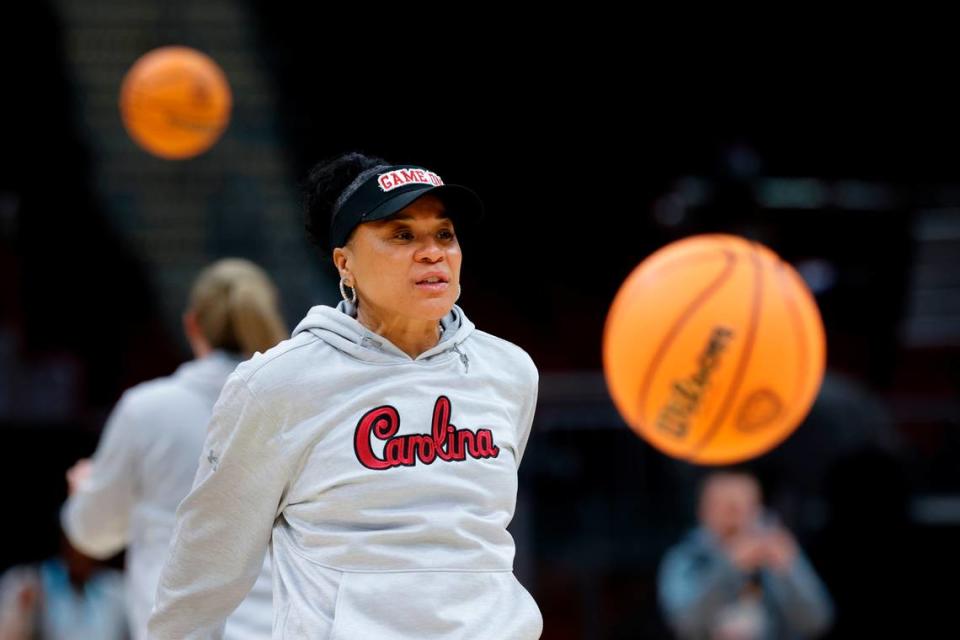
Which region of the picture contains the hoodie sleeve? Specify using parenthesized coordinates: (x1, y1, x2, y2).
(515, 360, 539, 467)
(658, 539, 747, 639)
(764, 549, 834, 636)
(61, 392, 139, 559)
(148, 373, 291, 640)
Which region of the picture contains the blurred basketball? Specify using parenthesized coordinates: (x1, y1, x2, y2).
(119, 46, 232, 160)
(603, 234, 826, 465)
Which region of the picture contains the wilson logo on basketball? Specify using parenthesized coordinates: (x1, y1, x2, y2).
(377, 168, 444, 192)
(354, 396, 500, 470)
(656, 326, 734, 439)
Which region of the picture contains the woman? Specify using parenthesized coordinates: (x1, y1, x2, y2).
(148, 153, 543, 639)
(62, 259, 286, 640)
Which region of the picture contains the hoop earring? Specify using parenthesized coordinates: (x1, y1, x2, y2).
(456, 283, 462, 302)
(339, 277, 358, 305)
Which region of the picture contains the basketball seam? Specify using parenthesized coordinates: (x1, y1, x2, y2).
(776, 262, 810, 429)
(775, 262, 823, 433)
(635, 250, 737, 439)
(644, 248, 737, 280)
(687, 243, 764, 462)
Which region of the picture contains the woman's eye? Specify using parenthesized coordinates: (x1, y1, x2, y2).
(394, 230, 414, 240)
(438, 229, 455, 240)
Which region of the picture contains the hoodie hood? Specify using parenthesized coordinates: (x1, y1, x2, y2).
(292, 300, 475, 365)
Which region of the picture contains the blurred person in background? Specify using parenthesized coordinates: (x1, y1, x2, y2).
(0, 529, 127, 640)
(658, 470, 833, 640)
(60, 259, 287, 640)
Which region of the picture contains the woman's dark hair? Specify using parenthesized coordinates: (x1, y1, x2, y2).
(303, 151, 389, 253)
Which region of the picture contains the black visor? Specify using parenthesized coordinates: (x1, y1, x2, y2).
(329, 165, 484, 250)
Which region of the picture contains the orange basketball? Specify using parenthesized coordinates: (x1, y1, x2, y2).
(603, 234, 826, 465)
(119, 46, 232, 160)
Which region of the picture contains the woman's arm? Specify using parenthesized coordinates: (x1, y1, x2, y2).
(658, 540, 746, 639)
(61, 393, 139, 558)
(147, 373, 291, 640)
(515, 363, 539, 467)
(0, 566, 41, 640)
(765, 545, 834, 637)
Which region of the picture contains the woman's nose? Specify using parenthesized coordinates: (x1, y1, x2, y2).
(416, 238, 445, 262)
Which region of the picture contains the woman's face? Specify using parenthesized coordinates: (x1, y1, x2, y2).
(335, 194, 462, 323)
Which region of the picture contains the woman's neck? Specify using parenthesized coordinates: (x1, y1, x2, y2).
(356, 303, 440, 359)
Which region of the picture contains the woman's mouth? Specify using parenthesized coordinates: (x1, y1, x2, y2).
(415, 275, 449, 293)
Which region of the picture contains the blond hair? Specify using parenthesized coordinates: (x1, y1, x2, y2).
(189, 259, 287, 357)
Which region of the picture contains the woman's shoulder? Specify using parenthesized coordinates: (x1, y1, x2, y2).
(467, 330, 538, 382)
(116, 371, 188, 414)
(119, 353, 238, 410)
(232, 330, 333, 394)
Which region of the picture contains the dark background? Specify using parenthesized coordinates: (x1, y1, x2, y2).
(1, 4, 958, 638)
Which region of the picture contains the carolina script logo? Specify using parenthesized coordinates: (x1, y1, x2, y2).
(354, 396, 500, 470)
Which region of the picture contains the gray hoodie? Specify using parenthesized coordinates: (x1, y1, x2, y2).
(148, 302, 542, 639)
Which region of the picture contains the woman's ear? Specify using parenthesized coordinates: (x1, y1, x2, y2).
(182, 310, 212, 358)
(182, 310, 201, 340)
(332, 247, 350, 281)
